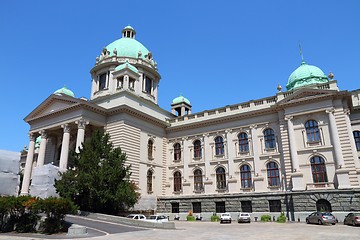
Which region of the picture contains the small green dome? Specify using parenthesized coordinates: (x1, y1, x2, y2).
(172, 94, 191, 105)
(286, 61, 328, 91)
(105, 26, 150, 60)
(54, 86, 75, 97)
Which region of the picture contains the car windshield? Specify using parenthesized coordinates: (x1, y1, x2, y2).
(322, 212, 333, 216)
(149, 216, 157, 219)
(240, 214, 249, 216)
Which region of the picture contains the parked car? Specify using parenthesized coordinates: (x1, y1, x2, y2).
(126, 214, 146, 220)
(306, 212, 336, 225)
(220, 213, 232, 223)
(145, 215, 169, 222)
(343, 212, 360, 226)
(237, 212, 251, 223)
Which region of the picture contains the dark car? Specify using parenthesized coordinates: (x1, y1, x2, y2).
(343, 212, 360, 226)
(306, 212, 336, 225)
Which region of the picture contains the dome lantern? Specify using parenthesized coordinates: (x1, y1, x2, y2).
(122, 25, 136, 39)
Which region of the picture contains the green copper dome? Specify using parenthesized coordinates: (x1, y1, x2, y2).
(286, 61, 328, 91)
(105, 26, 150, 60)
(172, 94, 191, 105)
(54, 86, 75, 97)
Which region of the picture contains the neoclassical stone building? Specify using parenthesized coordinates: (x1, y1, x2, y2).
(21, 26, 360, 220)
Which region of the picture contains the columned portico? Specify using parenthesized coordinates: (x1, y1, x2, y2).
(36, 130, 47, 167)
(20, 133, 36, 195)
(59, 124, 71, 171)
(326, 108, 350, 188)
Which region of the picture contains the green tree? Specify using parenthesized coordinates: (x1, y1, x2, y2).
(55, 130, 140, 214)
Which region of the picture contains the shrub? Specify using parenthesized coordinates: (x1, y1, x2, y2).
(187, 215, 196, 221)
(211, 214, 219, 222)
(34, 197, 77, 234)
(260, 214, 271, 222)
(276, 212, 287, 223)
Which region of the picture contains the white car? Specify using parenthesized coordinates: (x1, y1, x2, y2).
(220, 213, 232, 223)
(237, 212, 251, 223)
(145, 215, 169, 222)
(126, 214, 146, 220)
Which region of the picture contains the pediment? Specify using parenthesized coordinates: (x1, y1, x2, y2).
(24, 94, 81, 121)
(277, 88, 338, 106)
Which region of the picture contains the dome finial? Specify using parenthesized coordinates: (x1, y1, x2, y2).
(299, 41, 305, 64)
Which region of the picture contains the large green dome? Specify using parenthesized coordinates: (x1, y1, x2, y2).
(286, 61, 328, 91)
(105, 25, 150, 60)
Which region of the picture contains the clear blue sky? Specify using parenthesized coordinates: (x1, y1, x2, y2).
(1, 0, 359, 152)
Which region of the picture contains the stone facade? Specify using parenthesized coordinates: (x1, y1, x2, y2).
(20, 26, 360, 219)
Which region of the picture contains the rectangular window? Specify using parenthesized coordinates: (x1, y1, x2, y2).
(215, 201, 225, 213)
(269, 200, 281, 212)
(192, 202, 201, 213)
(241, 201, 252, 213)
(171, 202, 179, 213)
(144, 75, 152, 94)
(99, 73, 107, 90)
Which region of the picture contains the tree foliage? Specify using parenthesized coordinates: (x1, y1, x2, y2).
(55, 130, 140, 214)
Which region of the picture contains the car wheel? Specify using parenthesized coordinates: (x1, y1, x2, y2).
(318, 220, 322, 225)
(306, 219, 309, 224)
(352, 221, 356, 226)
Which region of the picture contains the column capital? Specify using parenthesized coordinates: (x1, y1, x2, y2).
(75, 119, 89, 129)
(39, 130, 47, 139)
(325, 108, 335, 114)
(61, 124, 71, 133)
(250, 124, 257, 130)
(28, 132, 36, 141)
(284, 115, 293, 121)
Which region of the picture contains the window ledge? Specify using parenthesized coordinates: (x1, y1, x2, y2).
(193, 157, 202, 161)
(173, 191, 183, 195)
(148, 157, 154, 161)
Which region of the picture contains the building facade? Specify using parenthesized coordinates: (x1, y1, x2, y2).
(21, 26, 360, 220)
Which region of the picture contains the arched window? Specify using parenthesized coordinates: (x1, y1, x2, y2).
(238, 132, 249, 153)
(267, 161, 280, 187)
(353, 131, 360, 151)
(99, 73, 107, 90)
(311, 156, 328, 183)
(305, 120, 320, 142)
(215, 136, 224, 156)
(216, 167, 226, 190)
(240, 164, 252, 188)
(148, 139, 153, 159)
(173, 171, 182, 192)
(174, 143, 181, 161)
(147, 169, 153, 193)
(316, 199, 332, 212)
(193, 169, 203, 192)
(193, 140, 202, 158)
(264, 128, 276, 150)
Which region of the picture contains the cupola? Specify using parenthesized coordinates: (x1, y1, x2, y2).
(171, 94, 192, 116)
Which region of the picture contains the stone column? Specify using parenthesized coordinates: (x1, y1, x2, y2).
(225, 130, 236, 192)
(182, 137, 190, 194)
(36, 130, 47, 167)
(20, 133, 36, 195)
(344, 109, 360, 169)
(326, 108, 350, 189)
(286, 116, 304, 190)
(251, 125, 264, 191)
(326, 109, 344, 168)
(59, 124, 71, 171)
(75, 119, 88, 153)
(203, 134, 213, 193)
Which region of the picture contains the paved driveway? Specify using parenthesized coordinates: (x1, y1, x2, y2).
(1, 220, 359, 240)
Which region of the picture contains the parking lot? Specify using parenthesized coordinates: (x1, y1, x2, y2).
(0, 220, 359, 240)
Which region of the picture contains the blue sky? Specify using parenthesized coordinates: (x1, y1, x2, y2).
(1, 0, 359, 152)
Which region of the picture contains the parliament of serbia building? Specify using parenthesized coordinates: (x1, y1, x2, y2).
(20, 26, 360, 220)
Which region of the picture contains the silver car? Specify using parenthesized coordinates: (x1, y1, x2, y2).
(343, 212, 360, 226)
(238, 212, 251, 223)
(306, 212, 336, 225)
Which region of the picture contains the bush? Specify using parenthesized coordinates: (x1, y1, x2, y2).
(260, 214, 271, 222)
(211, 214, 219, 222)
(186, 215, 196, 221)
(276, 212, 287, 223)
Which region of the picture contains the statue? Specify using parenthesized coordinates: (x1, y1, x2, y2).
(113, 48, 117, 56)
(138, 51, 142, 58)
